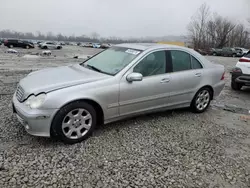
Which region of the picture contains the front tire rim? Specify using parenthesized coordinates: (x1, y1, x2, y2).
(62, 108, 92, 139)
(196, 90, 210, 111)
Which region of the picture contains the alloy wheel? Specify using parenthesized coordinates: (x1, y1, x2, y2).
(195, 90, 210, 111)
(62, 108, 92, 139)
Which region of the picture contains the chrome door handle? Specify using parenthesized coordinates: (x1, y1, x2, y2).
(195, 73, 201, 77)
(160, 78, 170, 83)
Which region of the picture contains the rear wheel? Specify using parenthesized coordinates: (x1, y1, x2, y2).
(231, 79, 242, 90)
(51, 101, 97, 144)
(26, 45, 30, 49)
(43, 46, 48, 49)
(191, 87, 212, 113)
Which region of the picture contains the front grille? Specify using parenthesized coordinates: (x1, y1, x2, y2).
(16, 85, 25, 102)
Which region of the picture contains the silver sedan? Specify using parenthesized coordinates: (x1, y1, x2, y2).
(12, 43, 225, 144)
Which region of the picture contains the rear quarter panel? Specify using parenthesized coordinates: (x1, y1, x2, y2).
(201, 64, 225, 97)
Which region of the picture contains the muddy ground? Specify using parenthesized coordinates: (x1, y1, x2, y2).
(0, 45, 250, 188)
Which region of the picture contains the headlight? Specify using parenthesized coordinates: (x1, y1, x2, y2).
(25, 93, 46, 109)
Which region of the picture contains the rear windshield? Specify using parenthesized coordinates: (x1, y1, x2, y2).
(244, 52, 250, 58)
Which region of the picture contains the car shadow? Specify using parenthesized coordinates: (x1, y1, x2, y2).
(241, 86, 250, 93)
(17, 108, 193, 147)
(94, 107, 192, 133)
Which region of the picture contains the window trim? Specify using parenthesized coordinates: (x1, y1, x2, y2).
(132, 49, 168, 78)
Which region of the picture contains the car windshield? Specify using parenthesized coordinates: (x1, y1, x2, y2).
(82, 47, 142, 75)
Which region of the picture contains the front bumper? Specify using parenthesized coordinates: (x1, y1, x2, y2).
(12, 94, 58, 137)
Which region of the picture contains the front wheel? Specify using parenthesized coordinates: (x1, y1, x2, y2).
(191, 87, 212, 113)
(26, 45, 30, 49)
(51, 101, 97, 144)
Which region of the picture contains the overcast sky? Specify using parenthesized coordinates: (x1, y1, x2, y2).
(0, 0, 249, 38)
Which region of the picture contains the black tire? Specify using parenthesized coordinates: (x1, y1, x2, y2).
(51, 101, 97, 144)
(43, 46, 48, 49)
(57, 46, 61, 49)
(232, 54, 236, 58)
(191, 87, 212, 113)
(26, 45, 30, 49)
(213, 52, 217, 56)
(9, 45, 13, 48)
(231, 80, 242, 90)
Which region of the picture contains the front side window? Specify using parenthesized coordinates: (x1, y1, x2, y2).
(133, 51, 166, 77)
(171, 50, 191, 72)
(83, 47, 142, 75)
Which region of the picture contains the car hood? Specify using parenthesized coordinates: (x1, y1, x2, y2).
(18, 64, 110, 99)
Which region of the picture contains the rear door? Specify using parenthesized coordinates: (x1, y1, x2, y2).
(165, 50, 203, 106)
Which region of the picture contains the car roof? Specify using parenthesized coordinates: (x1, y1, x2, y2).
(115, 43, 187, 51)
(115, 43, 217, 68)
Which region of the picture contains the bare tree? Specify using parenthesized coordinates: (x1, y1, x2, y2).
(187, 3, 210, 49)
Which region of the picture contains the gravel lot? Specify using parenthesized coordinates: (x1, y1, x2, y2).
(0, 45, 250, 188)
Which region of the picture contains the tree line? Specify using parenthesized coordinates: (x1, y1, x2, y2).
(187, 3, 250, 49)
(0, 30, 153, 44)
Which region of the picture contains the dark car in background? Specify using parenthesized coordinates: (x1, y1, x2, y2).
(221, 47, 237, 57)
(4, 39, 34, 49)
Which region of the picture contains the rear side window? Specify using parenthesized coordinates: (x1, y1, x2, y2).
(171, 50, 191, 72)
(191, 56, 203, 69)
(244, 52, 250, 58)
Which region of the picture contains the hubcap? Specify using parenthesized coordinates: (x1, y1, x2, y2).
(196, 90, 210, 111)
(62, 108, 92, 139)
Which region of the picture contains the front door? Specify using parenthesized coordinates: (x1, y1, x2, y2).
(119, 50, 172, 116)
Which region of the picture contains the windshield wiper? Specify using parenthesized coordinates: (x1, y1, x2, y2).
(86, 64, 102, 73)
(85, 64, 114, 76)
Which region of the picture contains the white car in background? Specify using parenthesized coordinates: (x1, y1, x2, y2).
(40, 42, 62, 50)
(234, 47, 249, 57)
(231, 51, 250, 90)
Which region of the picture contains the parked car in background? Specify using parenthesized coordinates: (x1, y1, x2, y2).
(83, 43, 93, 48)
(4, 39, 34, 49)
(93, 43, 101, 48)
(231, 51, 250, 90)
(221, 47, 237, 57)
(39, 41, 62, 49)
(12, 43, 225, 144)
(194, 48, 208, 56)
(100, 43, 111, 49)
(211, 48, 223, 56)
(234, 47, 249, 57)
(60, 42, 66, 46)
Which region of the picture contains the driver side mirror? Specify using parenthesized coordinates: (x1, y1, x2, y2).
(126, 72, 143, 82)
